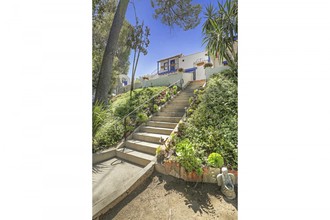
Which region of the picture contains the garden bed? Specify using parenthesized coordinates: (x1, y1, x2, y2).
(155, 160, 238, 185)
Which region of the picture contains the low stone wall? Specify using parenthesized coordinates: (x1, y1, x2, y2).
(92, 147, 118, 165)
(205, 66, 230, 79)
(155, 161, 237, 185)
(142, 72, 192, 89)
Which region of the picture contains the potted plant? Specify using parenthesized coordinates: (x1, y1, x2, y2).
(207, 152, 224, 169)
(196, 61, 205, 66)
(204, 62, 213, 69)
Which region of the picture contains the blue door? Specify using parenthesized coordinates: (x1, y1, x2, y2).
(170, 59, 175, 72)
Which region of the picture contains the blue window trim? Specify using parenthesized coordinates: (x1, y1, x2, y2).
(184, 67, 197, 73)
(158, 69, 177, 75)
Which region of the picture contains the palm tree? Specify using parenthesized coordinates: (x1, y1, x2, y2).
(202, 0, 238, 77)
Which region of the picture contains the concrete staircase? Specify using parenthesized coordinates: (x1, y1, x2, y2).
(116, 80, 205, 165)
(92, 80, 205, 219)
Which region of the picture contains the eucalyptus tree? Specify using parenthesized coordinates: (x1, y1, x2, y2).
(127, 20, 150, 98)
(92, 0, 131, 93)
(94, 0, 202, 105)
(202, 0, 238, 77)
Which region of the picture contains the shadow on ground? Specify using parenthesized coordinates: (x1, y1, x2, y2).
(100, 171, 237, 220)
(161, 173, 238, 213)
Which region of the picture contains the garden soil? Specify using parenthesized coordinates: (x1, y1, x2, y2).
(100, 172, 237, 220)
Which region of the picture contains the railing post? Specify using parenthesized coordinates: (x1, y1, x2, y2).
(124, 117, 127, 141)
(152, 97, 155, 112)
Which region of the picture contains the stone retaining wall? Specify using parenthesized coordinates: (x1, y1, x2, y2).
(155, 161, 238, 185)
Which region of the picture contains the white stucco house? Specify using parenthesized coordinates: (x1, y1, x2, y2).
(157, 51, 212, 80)
(134, 51, 229, 89)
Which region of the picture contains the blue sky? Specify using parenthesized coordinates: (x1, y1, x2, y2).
(125, 0, 216, 78)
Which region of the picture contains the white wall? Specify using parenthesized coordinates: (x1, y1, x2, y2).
(142, 72, 192, 88)
(205, 66, 230, 79)
(182, 72, 193, 86)
(178, 51, 208, 70)
(196, 66, 205, 80)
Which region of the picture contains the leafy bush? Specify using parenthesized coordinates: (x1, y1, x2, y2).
(207, 153, 224, 168)
(136, 112, 148, 124)
(189, 97, 194, 104)
(93, 86, 166, 153)
(187, 108, 194, 116)
(93, 121, 124, 153)
(166, 92, 171, 101)
(175, 139, 203, 175)
(92, 101, 107, 138)
(160, 98, 166, 105)
(173, 85, 178, 95)
(181, 72, 238, 169)
(153, 104, 159, 112)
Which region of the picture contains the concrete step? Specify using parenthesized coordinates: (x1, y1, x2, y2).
(167, 99, 189, 106)
(125, 139, 160, 155)
(176, 92, 194, 97)
(147, 121, 177, 129)
(173, 97, 191, 100)
(151, 116, 181, 123)
(161, 107, 185, 112)
(174, 94, 194, 100)
(156, 111, 184, 117)
(140, 126, 173, 135)
(133, 132, 170, 144)
(171, 98, 189, 103)
(116, 148, 155, 167)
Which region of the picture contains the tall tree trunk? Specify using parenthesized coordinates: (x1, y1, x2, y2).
(130, 50, 141, 98)
(94, 0, 129, 105)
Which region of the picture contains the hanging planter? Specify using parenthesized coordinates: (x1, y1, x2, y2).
(196, 61, 205, 66)
(203, 62, 213, 68)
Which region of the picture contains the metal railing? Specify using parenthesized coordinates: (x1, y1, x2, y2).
(112, 79, 183, 143)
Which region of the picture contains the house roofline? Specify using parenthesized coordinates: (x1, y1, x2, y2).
(157, 54, 183, 62)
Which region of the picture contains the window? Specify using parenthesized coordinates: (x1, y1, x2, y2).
(164, 62, 168, 70)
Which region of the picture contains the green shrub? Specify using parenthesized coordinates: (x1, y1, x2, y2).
(182, 72, 238, 169)
(207, 153, 224, 168)
(189, 97, 194, 104)
(173, 85, 178, 95)
(153, 104, 159, 112)
(166, 92, 171, 101)
(92, 101, 108, 138)
(160, 98, 166, 105)
(136, 112, 148, 124)
(93, 86, 167, 153)
(187, 108, 194, 116)
(175, 139, 203, 175)
(93, 121, 124, 153)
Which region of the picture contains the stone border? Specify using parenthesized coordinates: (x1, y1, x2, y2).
(155, 161, 238, 185)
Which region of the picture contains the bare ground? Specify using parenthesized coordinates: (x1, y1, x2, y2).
(100, 172, 238, 220)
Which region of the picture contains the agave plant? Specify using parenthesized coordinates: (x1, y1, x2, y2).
(202, 0, 238, 77)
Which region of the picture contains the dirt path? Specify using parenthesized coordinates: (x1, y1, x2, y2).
(100, 172, 237, 220)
